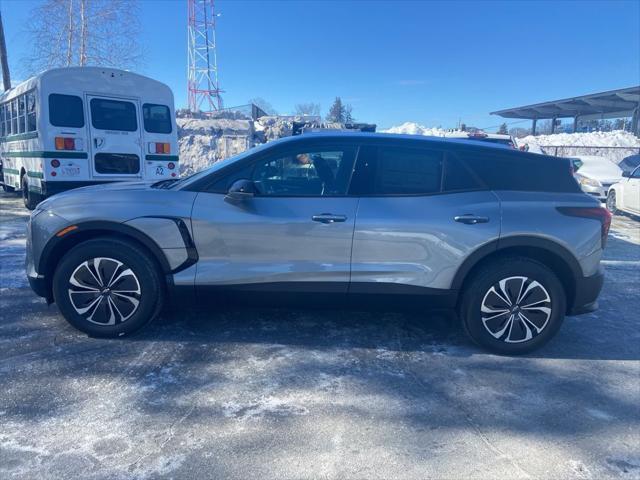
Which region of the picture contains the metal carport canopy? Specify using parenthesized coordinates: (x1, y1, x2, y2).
(491, 86, 640, 120)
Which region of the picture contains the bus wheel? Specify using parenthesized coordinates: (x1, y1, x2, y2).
(21, 175, 39, 210)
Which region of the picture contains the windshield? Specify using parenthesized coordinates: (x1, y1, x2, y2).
(170, 141, 275, 189)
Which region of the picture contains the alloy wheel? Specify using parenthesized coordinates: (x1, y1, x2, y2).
(67, 257, 141, 325)
(480, 276, 552, 343)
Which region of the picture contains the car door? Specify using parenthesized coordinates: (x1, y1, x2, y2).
(86, 95, 143, 178)
(623, 167, 640, 214)
(190, 141, 359, 292)
(349, 143, 501, 293)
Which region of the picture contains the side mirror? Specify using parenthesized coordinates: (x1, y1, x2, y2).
(622, 170, 631, 178)
(225, 179, 256, 205)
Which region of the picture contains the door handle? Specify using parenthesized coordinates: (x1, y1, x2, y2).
(312, 213, 347, 224)
(454, 214, 489, 225)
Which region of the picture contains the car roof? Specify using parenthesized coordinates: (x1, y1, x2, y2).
(272, 131, 515, 151)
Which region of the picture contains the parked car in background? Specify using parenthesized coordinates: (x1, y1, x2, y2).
(27, 133, 609, 355)
(571, 155, 623, 201)
(607, 166, 640, 216)
(617, 153, 640, 176)
(444, 131, 516, 148)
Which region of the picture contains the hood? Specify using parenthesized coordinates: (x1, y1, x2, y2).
(36, 180, 197, 223)
(574, 156, 623, 183)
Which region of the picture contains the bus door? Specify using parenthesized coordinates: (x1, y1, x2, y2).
(86, 95, 143, 178)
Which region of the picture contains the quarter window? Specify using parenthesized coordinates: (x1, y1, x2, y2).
(252, 147, 357, 196)
(143, 104, 172, 133)
(49, 94, 85, 128)
(90, 98, 137, 131)
(631, 167, 640, 179)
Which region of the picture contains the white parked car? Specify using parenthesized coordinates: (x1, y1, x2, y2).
(571, 155, 623, 201)
(607, 166, 640, 216)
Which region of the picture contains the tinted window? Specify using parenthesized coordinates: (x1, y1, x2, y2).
(143, 103, 172, 133)
(252, 147, 356, 196)
(460, 151, 581, 193)
(49, 94, 84, 128)
(621, 155, 640, 171)
(90, 98, 137, 131)
(632, 167, 640, 179)
(443, 154, 484, 191)
(94, 153, 140, 174)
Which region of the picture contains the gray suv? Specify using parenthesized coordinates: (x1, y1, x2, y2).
(26, 133, 609, 354)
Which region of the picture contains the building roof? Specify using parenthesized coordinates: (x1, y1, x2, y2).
(491, 86, 640, 120)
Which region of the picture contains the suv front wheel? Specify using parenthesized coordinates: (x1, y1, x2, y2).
(459, 257, 566, 355)
(52, 238, 164, 337)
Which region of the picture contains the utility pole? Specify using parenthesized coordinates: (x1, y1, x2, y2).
(0, 11, 11, 91)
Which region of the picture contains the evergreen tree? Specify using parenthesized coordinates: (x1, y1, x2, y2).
(326, 97, 344, 122)
(497, 122, 508, 135)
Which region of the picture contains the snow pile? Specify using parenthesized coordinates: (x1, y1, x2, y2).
(177, 118, 253, 176)
(518, 131, 639, 162)
(381, 122, 447, 137)
(177, 115, 328, 175)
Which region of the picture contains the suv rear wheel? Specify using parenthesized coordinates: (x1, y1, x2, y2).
(459, 257, 566, 354)
(52, 238, 164, 337)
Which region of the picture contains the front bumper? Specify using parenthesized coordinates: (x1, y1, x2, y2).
(568, 265, 605, 315)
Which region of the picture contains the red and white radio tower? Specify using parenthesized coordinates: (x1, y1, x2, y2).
(187, 0, 224, 114)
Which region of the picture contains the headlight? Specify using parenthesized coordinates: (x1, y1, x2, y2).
(576, 175, 601, 188)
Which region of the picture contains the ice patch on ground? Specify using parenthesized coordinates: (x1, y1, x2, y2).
(0, 218, 27, 288)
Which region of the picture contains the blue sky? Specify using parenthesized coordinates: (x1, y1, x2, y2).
(2, 0, 639, 130)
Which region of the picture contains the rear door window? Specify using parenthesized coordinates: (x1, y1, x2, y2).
(94, 153, 140, 175)
(49, 94, 85, 128)
(90, 98, 137, 131)
(142, 104, 172, 133)
(350, 145, 443, 195)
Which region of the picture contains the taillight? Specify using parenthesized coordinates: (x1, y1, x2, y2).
(557, 207, 612, 248)
(152, 142, 171, 154)
(55, 137, 78, 151)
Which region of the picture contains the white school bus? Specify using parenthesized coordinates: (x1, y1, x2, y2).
(0, 67, 179, 209)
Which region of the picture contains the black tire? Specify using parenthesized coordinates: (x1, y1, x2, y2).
(21, 175, 39, 210)
(606, 190, 618, 215)
(459, 257, 566, 355)
(52, 238, 164, 337)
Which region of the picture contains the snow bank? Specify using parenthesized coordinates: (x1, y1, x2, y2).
(518, 131, 639, 163)
(177, 115, 333, 175)
(381, 122, 447, 137)
(177, 118, 253, 176)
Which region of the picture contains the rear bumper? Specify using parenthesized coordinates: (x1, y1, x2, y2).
(568, 266, 605, 315)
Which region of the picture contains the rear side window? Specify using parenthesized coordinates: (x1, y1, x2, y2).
(460, 151, 581, 193)
(90, 98, 137, 131)
(443, 154, 484, 191)
(352, 146, 443, 195)
(49, 94, 84, 128)
(143, 104, 172, 133)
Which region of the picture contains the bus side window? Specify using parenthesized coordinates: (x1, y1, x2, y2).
(17, 95, 26, 134)
(0, 104, 5, 137)
(26, 92, 37, 132)
(11, 99, 18, 135)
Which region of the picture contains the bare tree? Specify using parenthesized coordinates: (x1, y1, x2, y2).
(294, 102, 320, 117)
(23, 0, 142, 75)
